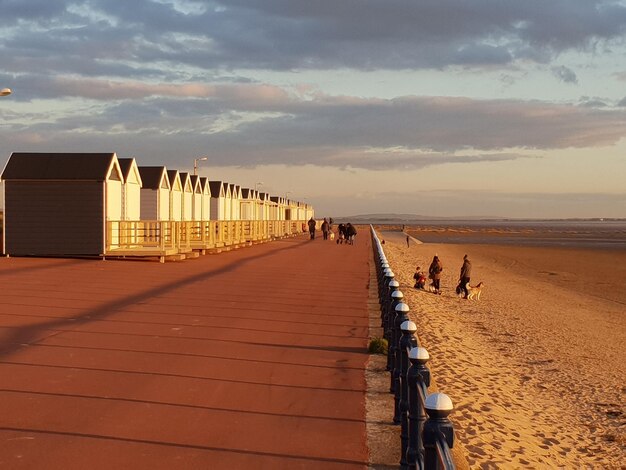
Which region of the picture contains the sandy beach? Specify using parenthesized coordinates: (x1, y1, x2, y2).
(377, 229, 625, 469)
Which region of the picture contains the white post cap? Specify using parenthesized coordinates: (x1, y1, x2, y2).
(395, 302, 409, 313)
(391, 290, 404, 299)
(409, 346, 429, 361)
(389, 279, 400, 288)
(400, 320, 417, 332)
(425, 392, 454, 411)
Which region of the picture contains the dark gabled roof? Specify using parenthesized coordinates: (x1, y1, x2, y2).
(118, 157, 143, 186)
(167, 169, 179, 186)
(241, 188, 251, 198)
(1, 152, 117, 181)
(138, 166, 168, 190)
(199, 176, 210, 195)
(117, 158, 134, 179)
(190, 175, 202, 193)
(270, 196, 281, 203)
(208, 180, 223, 195)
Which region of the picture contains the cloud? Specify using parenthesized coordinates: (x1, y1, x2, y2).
(2, 90, 624, 171)
(1, 0, 626, 77)
(618, 96, 626, 107)
(552, 65, 578, 84)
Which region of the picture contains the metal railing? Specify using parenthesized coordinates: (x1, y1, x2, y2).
(105, 219, 306, 258)
(370, 225, 456, 470)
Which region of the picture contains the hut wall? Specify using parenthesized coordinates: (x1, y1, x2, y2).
(4, 181, 104, 256)
(158, 188, 170, 221)
(170, 191, 182, 221)
(124, 181, 141, 220)
(106, 180, 123, 221)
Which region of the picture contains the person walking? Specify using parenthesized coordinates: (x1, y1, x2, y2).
(458, 254, 472, 299)
(337, 223, 346, 244)
(428, 255, 443, 295)
(321, 218, 329, 240)
(346, 223, 357, 245)
(307, 217, 317, 240)
(406, 234, 410, 247)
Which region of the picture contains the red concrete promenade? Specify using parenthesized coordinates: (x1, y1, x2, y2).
(0, 232, 372, 469)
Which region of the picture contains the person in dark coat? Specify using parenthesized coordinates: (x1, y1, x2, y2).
(337, 223, 346, 244)
(346, 223, 357, 245)
(321, 218, 329, 240)
(428, 255, 443, 295)
(307, 217, 317, 240)
(457, 254, 472, 298)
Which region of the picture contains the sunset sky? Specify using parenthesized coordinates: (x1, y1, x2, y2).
(1, 1, 625, 218)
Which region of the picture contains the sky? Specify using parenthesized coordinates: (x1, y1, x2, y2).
(1, 0, 626, 218)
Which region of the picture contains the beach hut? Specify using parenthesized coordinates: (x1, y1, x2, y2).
(199, 177, 211, 220)
(117, 158, 142, 221)
(1, 152, 123, 256)
(138, 166, 170, 221)
(167, 170, 182, 221)
(230, 184, 242, 220)
(223, 183, 232, 220)
(209, 181, 227, 220)
(190, 175, 203, 221)
(258, 192, 270, 220)
(179, 172, 193, 221)
(270, 196, 287, 220)
(240, 188, 255, 220)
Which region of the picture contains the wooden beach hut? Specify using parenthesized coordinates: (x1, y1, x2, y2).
(223, 183, 232, 220)
(167, 170, 183, 221)
(1, 152, 123, 256)
(270, 196, 286, 220)
(138, 166, 171, 221)
(258, 192, 270, 220)
(190, 175, 203, 221)
(179, 172, 193, 221)
(199, 177, 211, 220)
(209, 181, 227, 220)
(117, 157, 142, 221)
(240, 188, 255, 220)
(230, 184, 242, 220)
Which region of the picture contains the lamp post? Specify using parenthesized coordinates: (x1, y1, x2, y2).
(193, 156, 208, 175)
(285, 191, 292, 201)
(0, 88, 11, 97)
(255, 182, 263, 192)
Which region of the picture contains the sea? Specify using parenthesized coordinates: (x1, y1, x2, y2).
(396, 219, 626, 250)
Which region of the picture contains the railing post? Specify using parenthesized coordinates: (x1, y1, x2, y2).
(390, 302, 410, 396)
(407, 347, 430, 470)
(424, 393, 455, 469)
(384, 288, 403, 354)
(383, 279, 400, 327)
(378, 264, 391, 297)
(387, 295, 404, 372)
(399, 321, 419, 468)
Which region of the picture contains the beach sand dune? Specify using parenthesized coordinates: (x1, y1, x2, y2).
(378, 230, 625, 469)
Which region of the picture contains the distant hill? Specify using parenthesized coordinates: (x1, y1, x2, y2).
(336, 213, 506, 222)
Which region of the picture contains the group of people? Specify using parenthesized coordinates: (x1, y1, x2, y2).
(307, 217, 357, 245)
(413, 254, 473, 298)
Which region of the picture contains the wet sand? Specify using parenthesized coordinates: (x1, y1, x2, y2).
(378, 230, 625, 469)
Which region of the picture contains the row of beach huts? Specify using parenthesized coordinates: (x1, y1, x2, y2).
(1, 153, 315, 261)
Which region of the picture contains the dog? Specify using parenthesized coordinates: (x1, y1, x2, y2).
(466, 282, 485, 300)
(329, 232, 335, 241)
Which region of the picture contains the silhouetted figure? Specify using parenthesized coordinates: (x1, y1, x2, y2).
(307, 217, 317, 240)
(428, 255, 443, 295)
(321, 218, 329, 240)
(457, 254, 472, 299)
